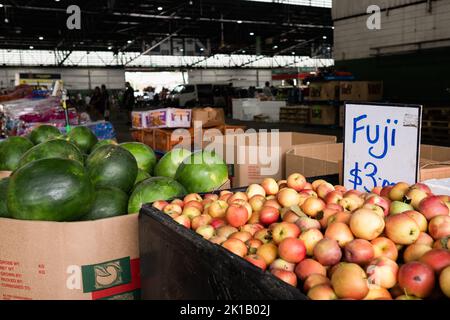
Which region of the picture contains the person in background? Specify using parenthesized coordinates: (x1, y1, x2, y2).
(89, 86, 103, 120)
(123, 82, 135, 125)
(248, 86, 256, 98)
(263, 81, 273, 99)
(287, 79, 301, 105)
(101, 84, 110, 121)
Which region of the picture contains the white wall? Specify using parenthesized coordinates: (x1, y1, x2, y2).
(333, 0, 450, 60)
(188, 69, 272, 88)
(0, 67, 125, 90)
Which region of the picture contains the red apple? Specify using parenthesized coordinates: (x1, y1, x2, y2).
(325, 222, 355, 248)
(303, 182, 313, 190)
(264, 199, 282, 210)
(222, 238, 248, 257)
(294, 258, 327, 281)
(303, 274, 330, 292)
(287, 173, 307, 191)
(363, 284, 393, 300)
(261, 178, 279, 195)
(216, 225, 238, 238)
(245, 254, 267, 271)
(345, 239, 374, 266)
(405, 210, 428, 232)
(313, 238, 342, 266)
(405, 188, 428, 210)
(208, 200, 228, 219)
(331, 263, 369, 300)
(411, 183, 432, 194)
(295, 216, 321, 232)
(318, 208, 338, 229)
(246, 184, 266, 198)
(403, 244, 432, 263)
(339, 195, 363, 212)
(312, 179, 327, 191)
(204, 193, 219, 201)
(184, 200, 204, 211)
(254, 228, 272, 244)
(191, 214, 212, 230)
(299, 229, 324, 256)
(415, 232, 434, 247)
(248, 211, 260, 224)
(350, 208, 385, 241)
(272, 222, 300, 244)
(362, 204, 385, 219)
(307, 285, 338, 300)
(316, 182, 335, 200)
(385, 213, 420, 245)
(301, 197, 326, 218)
(227, 191, 248, 204)
(366, 257, 399, 289)
(246, 239, 263, 254)
(282, 210, 301, 224)
(153, 200, 169, 211)
(229, 231, 253, 243)
(398, 262, 435, 298)
(364, 195, 390, 216)
(226, 204, 249, 228)
(210, 218, 226, 229)
(256, 243, 278, 265)
(240, 223, 264, 236)
(170, 199, 184, 208)
(388, 182, 410, 201)
(209, 235, 227, 245)
(259, 206, 280, 226)
(277, 188, 301, 208)
(371, 237, 398, 261)
(440, 266, 450, 298)
(327, 211, 352, 226)
(300, 189, 318, 198)
(271, 269, 297, 287)
(219, 192, 232, 202)
(419, 196, 449, 220)
(182, 206, 202, 220)
(278, 238, 306, 264)
(380, 186, 393, 198)
(202, 198, 213, 209)
(324, 191, 343, 205)
(372, 186, 382, 195)
(248, 195, 266, 212)
(428, 215, 450, 240)
(230, 199, 252, 220)
(163, 204, 183, 218)
(419, 249, 450, 274)
(433, 237, 449, 250)
(196, 225, 215, 240)
(174, 215, 191, 228)
(184, 193, 203, 203)
(270, 259, 296, 272)
(334, 185, 347, 194)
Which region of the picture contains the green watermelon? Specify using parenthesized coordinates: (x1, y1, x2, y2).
(29, 125, 63, 145)
(91, 139, 118, 153)
(128, 177, 186, 214)
(7, 158, 95, 221)
(0, 136, 34, 171)
(135, 169, 151, 186)
(175, 151, 228, 194)
(154, 148, 191, 179)
(67, 126, 98, 154)
(18, 139, 83, 168)
(86, 145, 138, 193)
(0, 178, 10, 218)
(120, 142, 157, 174)
(81, 187, 128, 221)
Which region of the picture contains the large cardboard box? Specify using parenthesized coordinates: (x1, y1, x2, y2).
(340, 81, 383, 102)
(286, 143, 450, 184)
(310, 105, 336, 126)
(192, 107, 225, 128)
(205, 132, 337, 187)
(146, 108, 192, 129)
(308, 82, 340, 101)
(0, 215, 140, 300)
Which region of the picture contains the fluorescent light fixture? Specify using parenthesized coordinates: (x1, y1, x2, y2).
(108, 46, 113, 50)
(127, 40, 133, 44)
(237, 20, 243, 24)
(292, 51, 295, 55)
(29, 46, 34, 49)
(249, 32, 255, 36)
(157, 7, 163, 11)
(39, 36, 44, 40)
(273, 45, 278, 49)
(323, 36, 327, 39)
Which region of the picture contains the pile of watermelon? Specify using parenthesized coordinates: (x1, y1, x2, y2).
(0, 125, 229, 222)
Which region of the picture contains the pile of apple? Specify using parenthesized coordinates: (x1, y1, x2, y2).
(152, 174, 450, 300)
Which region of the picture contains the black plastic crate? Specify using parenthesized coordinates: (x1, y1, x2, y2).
(139, 174, 339, 300)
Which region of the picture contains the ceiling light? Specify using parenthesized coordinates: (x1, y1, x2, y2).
(249, 32, 254, 36)
(292, 52, 295, 55)
(108, 46, 112, 50)
(180, 48, 184, 52)
(237, 20, 242, 24)
(327, 47, 331, 51)
(55, 0, 60, 2)
(273, 45, 278, 49)
(157, 7, 163, 11)
(29, 46, 34, 49)
(127, 40, 132, 44)
(242, 50, 246, 53)
(0, 4, 4, 8)
(38, 36, 44, 40)
(332, 26, 335, 29)
(323, 36, 327, 39)
(200, 48, 204, 51)
(4, 18, 8, 23)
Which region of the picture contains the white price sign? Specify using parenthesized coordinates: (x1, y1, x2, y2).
(343, 103, 422, 192)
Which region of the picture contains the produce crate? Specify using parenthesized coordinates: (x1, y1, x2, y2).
(280, 106, 310, 125)
(131, 129, 144, 142)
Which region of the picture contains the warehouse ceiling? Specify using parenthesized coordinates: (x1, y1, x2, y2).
(0, 0, 333, 58)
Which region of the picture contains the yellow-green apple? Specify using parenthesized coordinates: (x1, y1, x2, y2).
(363, 284, 393, 300)
(403, 244, 432, 263)
(163, 204, 183, 218)
(184, 200, 203, 211)
(388, 182, 410, 201)
(307, 285, 338, 300)
(277, 188, 301, 208)
(295, 258, 327, 280)
(246, 239, 263, 254)
(428, 215, 450, 240)
(405, 210, 428, 232)
(216, 225, 238, 238)
(389, 201, 414, 215)
(209, 235, 227, 245)
(415, 232, 434, 247)
(264, 199, 281, 210)
(371, 237, 399, 261)
(278, 238, 306, 263)
(440, 266, 450, 298)
(325, 222, 355, 247)
(419, 249, 450, 273)
(303, 274, 330, 292)
(301, 197, 326, 218)
(254, 228, 272, 244)
(183, 193, 203, 203)
(226, 203, 250, 228)
(196, 225, 215, 240)
(256, 243, 278, 265)
(313, 238, 342, 266)
(366, 257, 399, 289)
(364, 194, 390, 216)
(271, 269, 297, 287)
(229, 231, 252, 243)
(331, 263, 369, 300)
(272, 222, 301, 244)
(419, 196, 449, 220)
(259, 206, 280, 226)
(222, 238, 248, 257)
(385, 213, 420, 245)
(191, 214, 212, 230)
(246, 184, 266, 198)
(312, 179, 327, 191)
(270, 259, 295, 272)
(299, 229, 324, 256)
(327, 211, 352, 226)
(227, 191, 248, 204)
(287, 173, 307, 191)
(296, 216, 321, 232)
(261, 178, 279, 195)
(245, 254, 267, 271)
(182, 206, 202, 220)
(248, 195, 265, 212)
(350, 208, 385, 241)
(325, 191, 343, 205)
(344, 239, 374, 265)
(174, 215, 191, 228)
(398, 262, 435, 298)
(317, 182, 335, 199)
(210, 218, 226, 229)
(208, 200, 229, 219)
(153, 200, 169, 211)
(405, 188, 428, 210)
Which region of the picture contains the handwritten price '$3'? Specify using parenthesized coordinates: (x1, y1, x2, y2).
(349, 162, 394, 192)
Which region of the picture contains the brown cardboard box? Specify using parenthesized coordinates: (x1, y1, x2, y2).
(205, 132, 337, 187)
(308, 82, 340, 101)
(192, 107, 225, 128)
(340, 81, 383, 102)
(0, 214, 140, 300)
(310, 105, 336, 126)
(285, 143, 450, 184)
